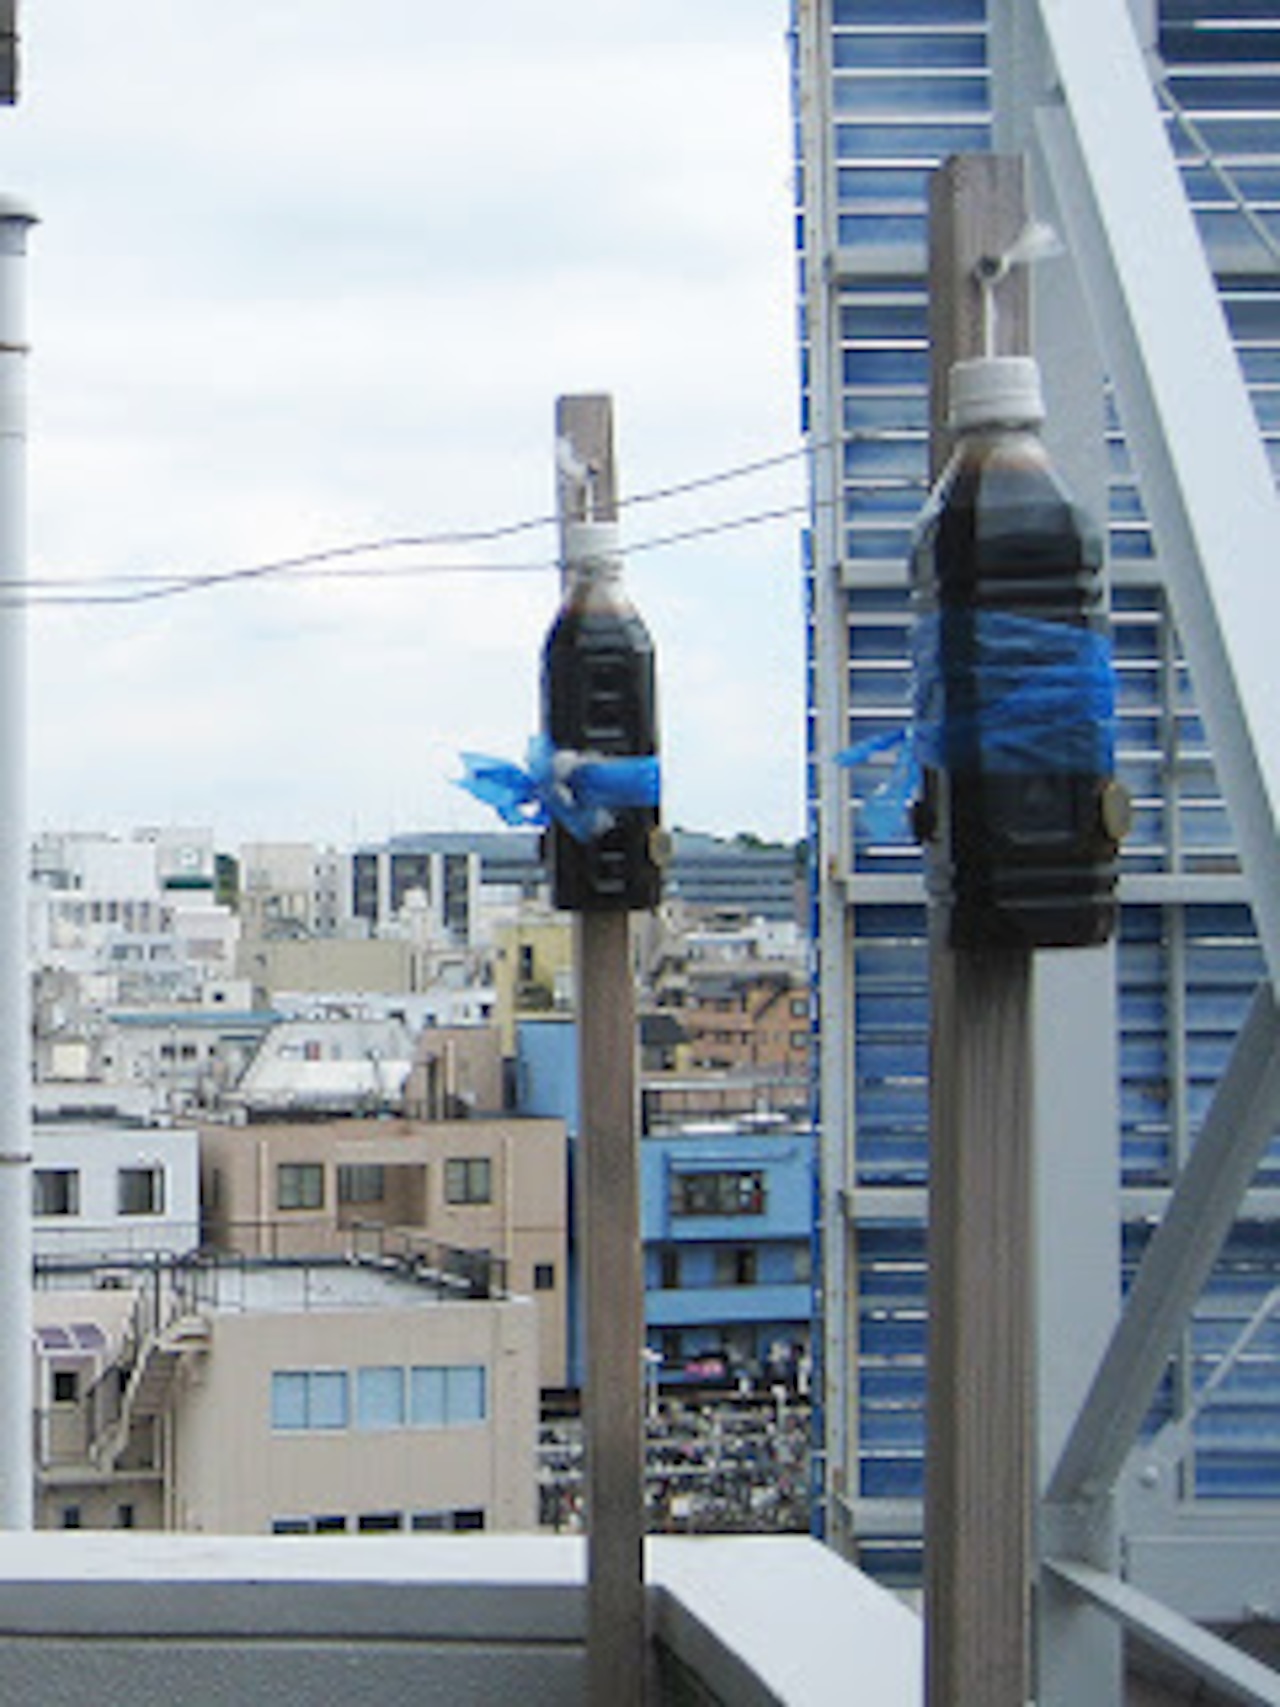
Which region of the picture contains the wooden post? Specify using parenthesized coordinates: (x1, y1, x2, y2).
(556, 394, 648, 1707)
(923, 157, 1036, 1707)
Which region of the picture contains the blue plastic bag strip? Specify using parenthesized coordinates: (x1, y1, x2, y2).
(457, 735, 659, 844)
(838, 611, 1116, 840)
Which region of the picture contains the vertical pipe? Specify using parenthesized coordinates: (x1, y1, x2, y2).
(0, 198, 34, 1531)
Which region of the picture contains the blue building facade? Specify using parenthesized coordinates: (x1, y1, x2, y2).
(516, 1019, 816, 1392)
(641, 1130, 816, 1388)
(794, 0, 1280, 1581)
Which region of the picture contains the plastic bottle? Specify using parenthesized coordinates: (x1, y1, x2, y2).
(910, 355, 1127, 949)
(541, 519, 662, 912)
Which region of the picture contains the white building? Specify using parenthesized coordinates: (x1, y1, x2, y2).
(230, 1016, 415, 1118)
(31, 1120, 201, 1263)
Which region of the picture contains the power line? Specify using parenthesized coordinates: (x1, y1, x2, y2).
(10, 441, 824, 610)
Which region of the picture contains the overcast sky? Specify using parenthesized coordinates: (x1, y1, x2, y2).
(4, 2, 804, 852)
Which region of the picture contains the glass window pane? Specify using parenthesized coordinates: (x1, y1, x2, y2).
(356, 1366, 404, 1430)
(445, 1366, 486, 1426)
(410, 1366, 446, 1427)
(309, 1371, 348, 1430)
(272, 1372, 308, 1431)
(118, 1166, 163, 1216)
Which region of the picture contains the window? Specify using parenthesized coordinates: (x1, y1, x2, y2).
(51, 1370, 79, 1405)
(533, 1262, 556, 1292)
(411, 1508, 486, 1532)
(60, 1505, 82, 1529)
(274, 1364, 485, 1432)
(355, 1366, 404, 1431)
(714, 1247, 758, 1288)
(670, 1170, 767, 1218)
(313, 1515, 347, 1534)
(357, 1512, 403, 1533)
(445, 1157, 492, 1205)
(118, 1166, 164, 1217)
(115, 1503, 136, 1530)
(659, 1248, 680, 1290)
(33, 1169, 79, 1218)
(338, 1164, 385, 1206)
(409, 1364, 487, 1428)
(277, 1162, 324, 1211)
(271, 1369, 348, 1431)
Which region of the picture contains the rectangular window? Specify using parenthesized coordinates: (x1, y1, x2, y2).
(271, 1369, 348, 1432)
(659, 1247, 680, 1290)
(33, 1169, 80, 1217)
(356, 1365, 404, 1430)
(357, 1512, 403, 1533)
(411, 1508, 486, 1532)
(51, 1369, 79, 1405)
(409, 1364, 487, 1428)
(533, 1262, 556, 1292)
(444, 1157, 492, 1205)
(338, 1164, 386, 1206)
(277, 1162, 324, 1211)
(714, 1247, 758, 1288)
(670, 1170, 766, 1218)
(118, 1165, 165, 1217)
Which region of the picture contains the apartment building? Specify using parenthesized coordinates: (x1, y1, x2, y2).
(33, 1255, 538, 1537)
(642, 1128, 816, 1389)
(199, 1116, 569, 1391)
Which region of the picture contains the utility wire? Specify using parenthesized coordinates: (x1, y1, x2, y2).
(11, 440, 827, 611)
(15, 502, 819, 609)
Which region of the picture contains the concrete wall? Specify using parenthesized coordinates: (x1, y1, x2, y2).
(0, 1533, 922, 1707)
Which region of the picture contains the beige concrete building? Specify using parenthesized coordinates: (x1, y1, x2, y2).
(34, 1259, 538, 1538)
(199, 1116, 569, 1390)
(489, 913, 573, 1054)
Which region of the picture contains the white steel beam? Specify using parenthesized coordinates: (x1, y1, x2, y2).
(1034, 0, 1280, 992)
(1046, 1559, 1280, 1707)
(1048, 980, 1280, 1505)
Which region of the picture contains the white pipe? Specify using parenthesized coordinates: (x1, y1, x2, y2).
(0, 195, 35, 1530)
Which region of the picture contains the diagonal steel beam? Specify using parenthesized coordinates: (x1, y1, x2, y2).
(1046, 1559, 1280, 1706)
(1047, 981, 1280, 1505)
(1034, 0, 1280, 992)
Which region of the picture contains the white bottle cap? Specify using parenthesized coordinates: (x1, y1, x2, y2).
(564, 517, 622, 569)
(948, 355, 1046, 431)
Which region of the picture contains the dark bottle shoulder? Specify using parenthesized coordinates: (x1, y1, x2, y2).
(544, 600, 653, 652)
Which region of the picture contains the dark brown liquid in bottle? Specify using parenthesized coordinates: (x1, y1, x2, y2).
(911, 432, 1119, 950)
(542, 593, 660, 913)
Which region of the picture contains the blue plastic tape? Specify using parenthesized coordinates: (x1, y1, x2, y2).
(838, 611, 1117, 841)
(458, 736, 660, 844)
